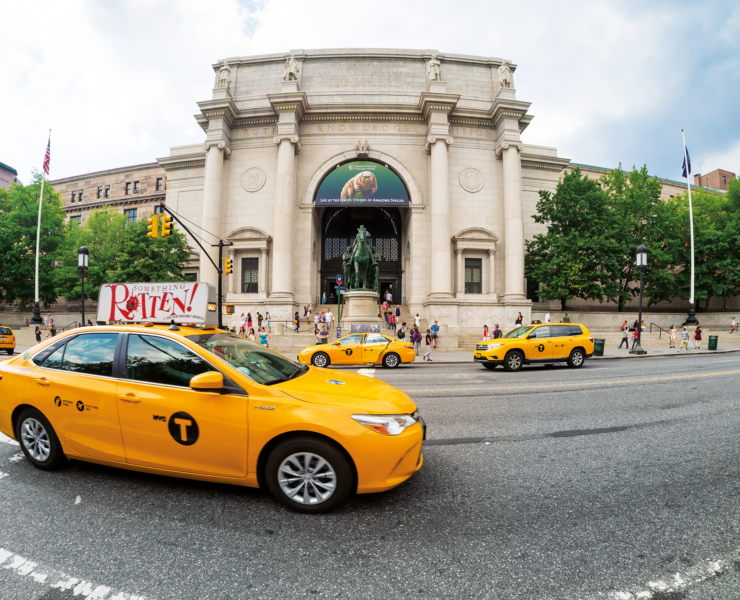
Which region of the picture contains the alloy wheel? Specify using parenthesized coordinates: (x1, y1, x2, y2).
(385, 353, 399, 368)
(278, 452, 337, 505)
(312, 353, 328, 368)
(21, 418, 51, 462)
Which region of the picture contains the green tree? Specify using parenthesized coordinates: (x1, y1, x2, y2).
(600, 165, 680, 311)
(525, 167, 620, 310)
(0, 173, 67, 310)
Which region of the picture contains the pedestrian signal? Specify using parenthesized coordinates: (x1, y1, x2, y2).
(223, 258, 233, 275)
(147, 215, 159, 238)
(161, 214, 173, 237)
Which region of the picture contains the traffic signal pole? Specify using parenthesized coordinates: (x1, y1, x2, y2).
(211, 239, 233, 329)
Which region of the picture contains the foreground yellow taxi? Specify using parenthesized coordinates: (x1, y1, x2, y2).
(298, 332, 416, 368)
(0, 325, 425, 513)
(474, 323, 595, 371)
(0, 326, 16, 356)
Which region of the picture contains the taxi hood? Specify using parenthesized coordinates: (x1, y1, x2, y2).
(275, 367, 416, 414)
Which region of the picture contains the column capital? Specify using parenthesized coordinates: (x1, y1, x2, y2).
(425, 135, 454, 154)
(494, 141, 523, 158)
(260, 246, 268, 255)
(273, 135, 301, 154)
(488, 246, 496, 255)
(203, 139, 231, 157)
(455, 248, 463, 255)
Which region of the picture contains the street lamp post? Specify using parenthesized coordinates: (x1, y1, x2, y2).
(78, 246, 89, 326)
(630, 244, 648, 355)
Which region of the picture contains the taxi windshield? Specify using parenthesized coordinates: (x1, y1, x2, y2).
(190, 332, 307, 386)
(503, 326, 535, 339)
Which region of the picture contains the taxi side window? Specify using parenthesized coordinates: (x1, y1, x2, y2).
(569, 326, 583, 336)
(0, 327, 11, 335)
(532, 326, 551, 339)
(60, 334, 119, 377)
(126, 334, 214, 388)
(364, 334, 386, 344)
(39, 344, 66, 370)
(551, 325, 572, 337)
(338, 334, 364, 346)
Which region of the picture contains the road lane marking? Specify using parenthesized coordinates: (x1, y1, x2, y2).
(75, 496, 82, 505)
(8, 453, 24, 463)
(400, 369, 740, 393)
(0, 547, 147, 599)
(0, 432, 20, 446)
(358, 368, 375, 378)
(0, 472, 8, 480)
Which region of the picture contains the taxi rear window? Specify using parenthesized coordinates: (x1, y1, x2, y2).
(0, 328, 11, 335)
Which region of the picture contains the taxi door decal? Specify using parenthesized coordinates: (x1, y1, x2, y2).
(168, 411, 200, 446)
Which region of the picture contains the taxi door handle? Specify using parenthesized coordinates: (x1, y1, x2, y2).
(118, 394, 141, 403)
(35, 378, 50, 387)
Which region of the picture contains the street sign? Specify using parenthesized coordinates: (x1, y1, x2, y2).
(334, 286, 346, 291)
(337, 326, 341, 338)
(336, 274, 343, 285)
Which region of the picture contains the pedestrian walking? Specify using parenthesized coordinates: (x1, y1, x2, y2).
(492, 324, 502, 339)
(265, 312, 271, 333)
(247, 313, 253, 330)
(731, 317, 736, 334)
(678, 326, 690, 352)
(35, 326, 41, 343)
(397, 322, 407, 341)
(42, 313, 49, 331)
(515, 312, 523, 326)
(431, 320, 440, 348)
(669, 325, 677, 348)
(259, 327, 271, 348)
(563, 313, 571, 323)
(385, 290, 393, 304)
(322, 292, 326, 305)
(50, 322, 57, 337)
(240, 312, 247, 331)
(414, 314, 420, 328)
(619, 327, 630, 349)
(694, 324, 703, 349)
(304, 304, 310, 322)
(412, 326, 421, 355)
(390, 313, 397, 332)
(257, 313, 263, 330)
(326, 309, 333, 330)
(631, 328, 639, 350)
(423, 328, 433, 361)
(293, 312, 300, 333)
(544, 312, 552, 324)
(482, 325, 489, 340)
(382, 300, 388, 313)
(395, 305, 401, 320)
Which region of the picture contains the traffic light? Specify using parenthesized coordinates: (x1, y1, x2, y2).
(223, 258, 233, 275)
(161, 214, 173, 237)
(147, 214, 159, 238)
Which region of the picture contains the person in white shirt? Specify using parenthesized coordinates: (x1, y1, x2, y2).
(414, 314, 420, 328)
(732, 317, 736, 334)
(544, 312, 552, 324)
(325, 309, 333, 329)
(314, 313, 320, 328)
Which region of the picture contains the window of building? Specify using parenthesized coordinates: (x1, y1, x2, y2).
(134, 181, 140, 194)
(464, 258, 482, 294)
(70, 216, 81, 225)
(156, 178, 163, 191)
(97, 186, 102, 199)
(71, 191, 76, 203)
(124, 209, 137, 223)
(723, 176, 727, 185)
(183, 272, 197, 282)
(241, 257, 259, 293)
(125, 182, 131, 195)
(78, 190, 83, 202)
(105, 185, 110, 198)
(526, 278, 540, 302)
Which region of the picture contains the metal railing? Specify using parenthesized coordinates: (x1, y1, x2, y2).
(649, 323, 670, 339)
(58, 321, 78, 332)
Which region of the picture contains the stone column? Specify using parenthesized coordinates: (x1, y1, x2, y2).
(455, 248, 464, 296)
(487, 248, 496, 295)
(259, 247, 268, 295)
(200, 142, 227, 287)
(501, 144, 525, 300)
(429, 135, 454, 298)
(271, 135, 299, 297)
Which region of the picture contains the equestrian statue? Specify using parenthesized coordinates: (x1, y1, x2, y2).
(342, 225, 380, 291)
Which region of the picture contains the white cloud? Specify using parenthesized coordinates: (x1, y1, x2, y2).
(0, 0, 737, 182)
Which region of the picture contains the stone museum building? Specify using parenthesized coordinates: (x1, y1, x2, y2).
(152, 48, 572, 330)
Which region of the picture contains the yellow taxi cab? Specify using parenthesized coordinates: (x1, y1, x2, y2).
(0, 324, 425, 513)
(474, 323, 594, 371)
(298, 332, 416, 369)
(0, 326, 16, 356)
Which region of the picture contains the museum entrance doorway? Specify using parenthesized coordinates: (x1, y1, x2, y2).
(320, 206, 403, 305)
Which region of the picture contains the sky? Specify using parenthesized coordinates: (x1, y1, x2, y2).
(1, 0, 739, 184)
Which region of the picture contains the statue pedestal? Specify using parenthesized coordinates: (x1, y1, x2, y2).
(339, 290, 382, 332)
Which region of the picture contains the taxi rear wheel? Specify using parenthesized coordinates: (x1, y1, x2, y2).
(16, 408, 66, 471)
(311, 352, 330, 368)
(568, 348, 585, 368)
(382, 353, 400, 368)
(5, 349, 13, 355)
(265, 437, 353, 514)
(503, 351, 524, 372)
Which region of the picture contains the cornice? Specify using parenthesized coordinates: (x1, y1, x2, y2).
(488, 96, 532, 129)
(196, 97, 239, 130)
(266, 91, 309, 120)
(234, 117, 278, 128)
(63, 193, 165, 213)
(520, 153, 572, 172)
(157, 152, 206, 172)
(418, 91, 460, 120)
(302, 114, 424, 122)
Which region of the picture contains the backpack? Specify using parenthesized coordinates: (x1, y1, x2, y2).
(397, 327, 405, 340)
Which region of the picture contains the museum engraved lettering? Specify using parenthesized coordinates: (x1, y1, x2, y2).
(307, 62, 420, 89)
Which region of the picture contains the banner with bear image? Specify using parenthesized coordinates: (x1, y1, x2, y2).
(314, 161, 410, 206)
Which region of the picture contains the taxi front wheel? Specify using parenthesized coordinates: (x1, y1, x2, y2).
(16, 408, 67, 471)
(311, 352, 330, 368)
(503, 351, 524, 372)
(266, 437, 353, 514)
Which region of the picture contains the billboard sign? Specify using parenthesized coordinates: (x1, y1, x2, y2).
(314, 161, 409, 207)
(96, 282, 218, 326)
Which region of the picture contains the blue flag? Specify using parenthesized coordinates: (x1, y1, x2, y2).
(682, 148, 691, 178)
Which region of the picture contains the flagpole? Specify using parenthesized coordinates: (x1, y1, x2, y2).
(31, 130, 50, 325)
(682, 128, 698, 326)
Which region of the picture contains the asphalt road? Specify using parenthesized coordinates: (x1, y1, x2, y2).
(1, 354, 739, 599)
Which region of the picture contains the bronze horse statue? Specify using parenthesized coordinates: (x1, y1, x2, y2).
(343, 225, 378, 290)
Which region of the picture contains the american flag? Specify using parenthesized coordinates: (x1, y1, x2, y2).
(43, 131, 51, 175)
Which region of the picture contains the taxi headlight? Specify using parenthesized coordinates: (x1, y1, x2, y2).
(488, 343, 504, 349)
(351, 414, 417, 436)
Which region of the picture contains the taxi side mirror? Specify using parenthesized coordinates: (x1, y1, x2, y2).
(190, 371, 223, 391)
(527, 333, 537, 339)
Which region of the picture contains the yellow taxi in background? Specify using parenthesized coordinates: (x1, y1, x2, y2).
(0, 326, 16, 356)
(474, 323, 594, 371)
(298, 332, 416, 369)
(0, 325, 425, 513)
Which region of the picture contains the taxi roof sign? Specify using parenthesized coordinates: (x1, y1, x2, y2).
(96, 282, 218, 326)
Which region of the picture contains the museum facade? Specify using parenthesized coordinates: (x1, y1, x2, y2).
(155, 48, 570, 330)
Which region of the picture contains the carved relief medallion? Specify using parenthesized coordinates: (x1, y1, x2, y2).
(459, 167, 484, 193)
(241, 167, 266, 193)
